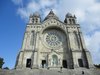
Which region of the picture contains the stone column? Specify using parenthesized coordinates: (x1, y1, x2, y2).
(72, 51, 79, 68)
(77, 28, 89, 68)
(78, 28, 87, 50)
(75, 32, 82, 50)
(68, 31, 80, 68)
(15, 52, 22, 69)
(21, 32, 27, 50)
(67, 29, 74, 69)
(20, 31, 30, 69)
(79, 31, 94, 68)
(32, 32, 39, 68)
(32, 51, 38, 68)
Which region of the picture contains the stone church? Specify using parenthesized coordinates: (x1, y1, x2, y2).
(15, 10, 94, 69)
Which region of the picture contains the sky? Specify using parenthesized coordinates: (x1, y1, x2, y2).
(0, 0, 100, 69)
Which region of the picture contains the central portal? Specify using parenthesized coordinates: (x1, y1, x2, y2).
(41, 28, 69, 69)
(52, 55, 58, 66)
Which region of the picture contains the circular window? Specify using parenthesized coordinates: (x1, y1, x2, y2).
(43, 29, 64, 48)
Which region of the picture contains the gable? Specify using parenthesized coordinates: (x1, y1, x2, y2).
(42, 18, 65, 26)
(40, 18, 67, 34)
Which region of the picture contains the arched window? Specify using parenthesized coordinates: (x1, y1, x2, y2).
(52, 55, 58, 66)
(72, 19, 76, 24)
(36, 18, 38, 23)
(69, 19, 72, 24)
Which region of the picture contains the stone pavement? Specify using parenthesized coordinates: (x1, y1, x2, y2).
(0, 68, 100, 75)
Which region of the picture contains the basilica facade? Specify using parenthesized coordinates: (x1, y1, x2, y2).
(15, 10, 93, 69)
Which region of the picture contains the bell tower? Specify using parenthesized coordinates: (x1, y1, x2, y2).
(29, 12, 41, 24)
(64, 13, 76, 24)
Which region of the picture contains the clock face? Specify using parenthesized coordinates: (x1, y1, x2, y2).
(43, 29, 64, 48)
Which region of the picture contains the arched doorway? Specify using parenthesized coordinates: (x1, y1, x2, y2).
(52, 55, 58, 66)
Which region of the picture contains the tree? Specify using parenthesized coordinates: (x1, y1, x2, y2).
(3, 67, 9, 70)
(94, 64, 100, 68)
(0, 57, 4, 69)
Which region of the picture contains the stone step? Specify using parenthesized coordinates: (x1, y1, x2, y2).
(0, 68, 100, 75)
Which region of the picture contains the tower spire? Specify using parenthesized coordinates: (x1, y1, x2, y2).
(44, 10, 59, 20)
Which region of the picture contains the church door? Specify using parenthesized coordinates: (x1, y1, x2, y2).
(42, 60, 46, 68)
(63, 60, 67, 68)
(52, 55, 58, 66)
(78, 59, 83, 67)
(26, 59, 31, 68)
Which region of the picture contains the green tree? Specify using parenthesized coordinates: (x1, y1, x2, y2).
(3, 67, 9, 70)
(94, 64, 100, 68)
(0, 57, 4, 69)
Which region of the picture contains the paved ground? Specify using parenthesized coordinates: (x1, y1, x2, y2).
(0, 68, 100, 75)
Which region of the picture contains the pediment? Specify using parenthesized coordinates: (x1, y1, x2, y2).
(42, 18, 64, 26)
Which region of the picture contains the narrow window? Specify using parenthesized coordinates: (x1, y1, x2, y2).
(69, 19, 72, 24)
(36, 18, 38, 23)
(72, 19, 76, 24)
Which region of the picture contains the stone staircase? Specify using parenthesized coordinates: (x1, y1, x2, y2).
(0, 68, 100, 75)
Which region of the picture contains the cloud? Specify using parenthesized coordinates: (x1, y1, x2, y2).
(85, 31, 100, 64)
(17, 8, 29, 21)
(39, 0, 58, 8)
(96, 0, 100, 3)
(12, 0, 100, 64)
(14, 0, 59, 21)
(12, 0, 23, 5)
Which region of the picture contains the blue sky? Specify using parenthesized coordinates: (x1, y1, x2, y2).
(0, 0, 26, 69)
(0, 0, 100, 69)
